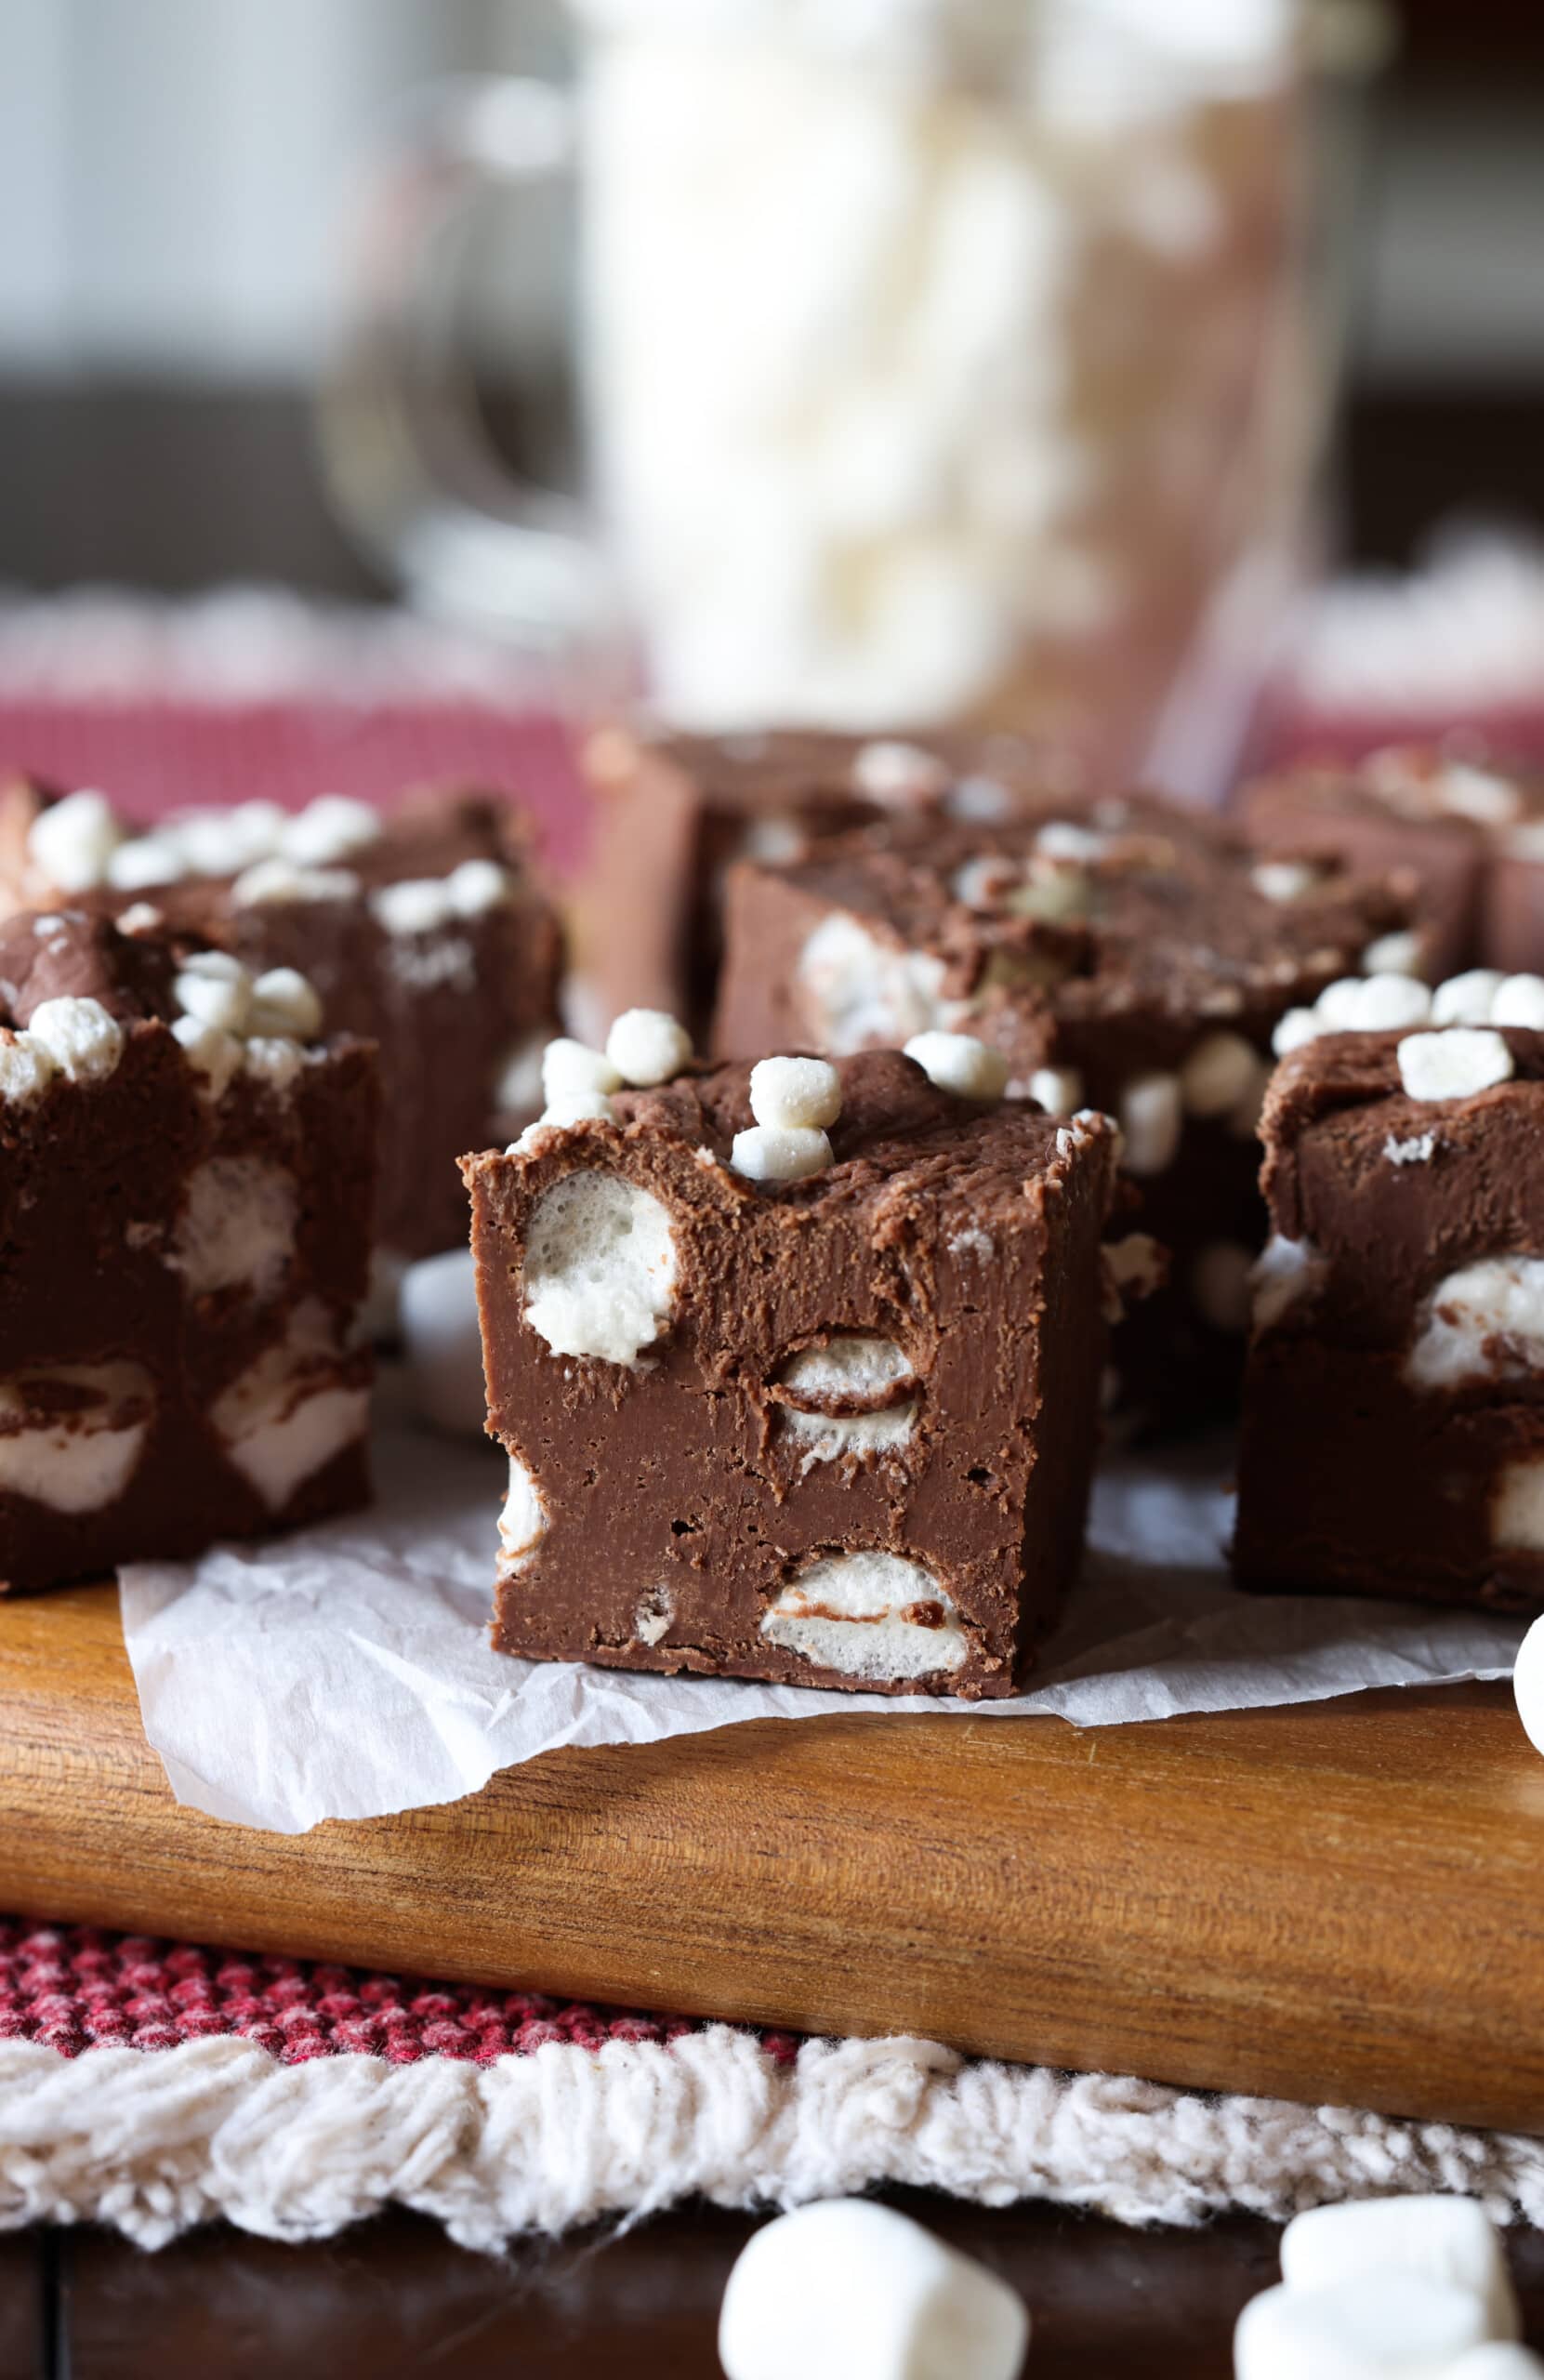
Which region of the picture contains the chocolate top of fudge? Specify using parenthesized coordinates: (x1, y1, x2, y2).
(0, 906, 180, 1024)
(1244, 747, 1541, 843)
(607, 1047, 1102, 1208)
(1259, 1018, 1544, 1344)
(587, 723, 1089, 827)
(726, 793, 1409, 1039)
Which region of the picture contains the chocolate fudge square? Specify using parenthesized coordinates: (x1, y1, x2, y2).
(1239, 746, 1542, 984)
(711, 795, 1412, 1414)
(574, 724, 1086, 1037)
(0, 908, 376, 1592)
(0, 780, 561, 1261)
(462, 1050, 1119, 1699)
(1234, 972, 1544, 1611)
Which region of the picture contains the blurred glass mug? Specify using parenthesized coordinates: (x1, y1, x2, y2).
(320, 0, 1386, 795)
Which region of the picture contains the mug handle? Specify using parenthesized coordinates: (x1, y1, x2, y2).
(319, 75, 624, 678)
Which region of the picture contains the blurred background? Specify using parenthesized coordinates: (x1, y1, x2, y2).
(2, 0, 1537, 588)
(0, 0, 1539, 810)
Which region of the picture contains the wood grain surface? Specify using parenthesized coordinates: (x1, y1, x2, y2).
(3, 1580, 1544, 2129)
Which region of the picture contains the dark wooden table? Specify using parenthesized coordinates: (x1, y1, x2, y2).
(2, 2198, 1542, 2375)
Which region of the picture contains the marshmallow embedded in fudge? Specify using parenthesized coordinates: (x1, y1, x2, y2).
(732, 1124, 834, 1183)
(1234, 2274, 1499, 2380)
(521, 1170, 679, 1365)
(718, 2200, 1029, 2380)
(1280, 2199, 1520, 2344)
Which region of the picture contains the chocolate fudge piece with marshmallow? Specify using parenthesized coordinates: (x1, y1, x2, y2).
(0, 779, 561, 1263)
(462, 1046, 1120, 1698)
(1239, 746, 1544, 984)
(1234, 965, 1544, 1610)
(574, 723, 1084, 1037)
(0, 908, 376, 1592)
(712, 794, 1412, 1415)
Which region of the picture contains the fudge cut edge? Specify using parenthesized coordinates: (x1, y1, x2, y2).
(1234, 1022, 1544, 1609)
(462, 1051, 1119, 1699)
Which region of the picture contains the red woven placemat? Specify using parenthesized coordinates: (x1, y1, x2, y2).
(0, 1916, 801, 2067)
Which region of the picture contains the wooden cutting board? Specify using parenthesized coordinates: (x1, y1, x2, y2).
(3, 1578, 1543, 2132)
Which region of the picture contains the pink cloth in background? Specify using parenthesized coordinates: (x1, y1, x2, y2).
(0, 698, 591, 872)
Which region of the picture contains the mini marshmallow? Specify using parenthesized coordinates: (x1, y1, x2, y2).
(399, 1247, 488, 1437)
(1396, 1028, 1514, 1104)
(1433, 971, 1506, 1026)
(1036, 818, 1106, 861)
(1511, 1611, 1544, 1760)
(0, 1032, 56, 1105)
(280, 794, 381, 867)
(231, 858, 359, 907)
(1235, 2274, 1497, 2380)
(447, 857, 511, 915)
(1447, 2349, 1544, 2376)
(248, 968, 323, 1041)
(1362, 930, 1423, 978)
(244, 1037, 306, 1093)
(1117, 1071, 1182, 1175)
(1253, 859, 1320, 904)
(904, 1031, 1009, 1102)
(174, 951, 253, 1035)
(1028, 1064, 1083, 1115)
(542, 1038, 624, 1103)
(105, 835, 187, 892)
(1192, 1239, 1254, 1333)
(116, 902, 164, 936)
(750, 1055, 842, 1131)
(1356, 973, 1435, 1031)
(26, 996, 125, 1083)
(1491, 975, 1544, 1030)
(1273, 1008, 1322, 1058)
(27, 787, 123, 892)
(371, 877, 454, 936)
(851, 738, 949, 804)
(1180, 1030, 1261, 1118)
(1281, 2197, 1520, 2343)
(171, 1014, 244, 1101)
(539, 1090, 617, 1129)
(718, 2199, 1029, 2380)
(606, 1007, 693, 1088)
(732, 1125, 832, 1183)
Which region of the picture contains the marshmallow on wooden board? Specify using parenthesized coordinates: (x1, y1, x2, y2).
(1281, 2199, 1520, 2343)
(1234, 2274, 1498, 2379)
(718, 2200, 1029, 2380)
(398, 1248, 490, 1438)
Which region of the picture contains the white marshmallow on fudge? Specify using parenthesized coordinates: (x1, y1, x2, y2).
(606, 1006, 693, 1088)
(718, 2200, 1029, 2380)
(904, 1032, 1009, 1103)
(1447, 2352, 1544, 2377)
(542, 1037, 624, 1104)
(398, 1247, 489, 1437)
(1396, 1029, 1514, 1104)
(1234, 2273, 1501, 2380)
(750, 1054, 843, 1130)
(1281, 2199, 1520, 2343)
(732, 1123, 833, 1183)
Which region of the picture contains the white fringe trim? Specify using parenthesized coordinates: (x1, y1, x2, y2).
(4, 2032, 1544, 2253)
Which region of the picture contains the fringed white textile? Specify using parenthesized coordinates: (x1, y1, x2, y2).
(2, 2030, 1541, 2254)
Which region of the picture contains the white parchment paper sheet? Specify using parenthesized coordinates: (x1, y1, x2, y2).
(118, 1418, 1525, 1834)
